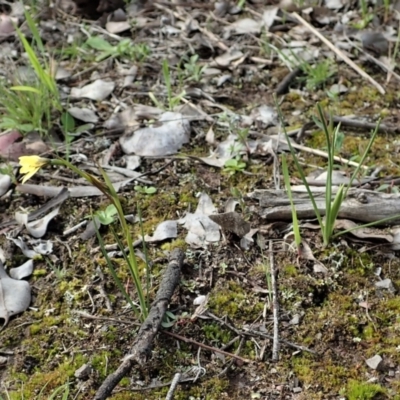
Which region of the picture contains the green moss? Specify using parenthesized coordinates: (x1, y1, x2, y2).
(32, 269, 47, 277)
(292, 356, 314, 384)
(160, 238, 187, 252)
(209, 280, 263, 319)
(345, 379, 386, 400)
(203, 322, 232, 343)
(362, 324, 376, 340)
(283, 264, 298, 277)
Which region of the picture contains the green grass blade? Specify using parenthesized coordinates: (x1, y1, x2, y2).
(316, 105, 334, 244)
(94, 218, 139, 315)
(282, 154, 301, 248)
(275, 98, 324, 230)
(24, 11, 45, 54)
(98, 166, 148, 319)
(162, 59, 172, 109)
(10, 85, 42, 94)
(137, 207, 151, 311)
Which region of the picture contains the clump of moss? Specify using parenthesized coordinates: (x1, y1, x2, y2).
(209, 280, 263, 319)
(345, 379, 386, 400)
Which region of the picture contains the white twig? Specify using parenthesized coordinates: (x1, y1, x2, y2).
(279, 138, 368, 170)
(165, 373, 181, 400)
(269, 240, 280, 361)
(292, 12, 385, 95)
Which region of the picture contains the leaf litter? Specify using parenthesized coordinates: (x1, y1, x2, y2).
(1, 0, 400, 398)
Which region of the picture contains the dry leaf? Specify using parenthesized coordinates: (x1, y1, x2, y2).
(71, 79, 115, 101)
(0, 260, 31, 328)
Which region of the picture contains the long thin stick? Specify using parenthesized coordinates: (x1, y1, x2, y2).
(292, 12, 385, 95)
(269, 240, 280, 361)
(279, 138, 368, 170)
(164, 330, 251, 363)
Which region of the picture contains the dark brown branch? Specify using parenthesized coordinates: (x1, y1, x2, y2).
(93, 248, 185, 400)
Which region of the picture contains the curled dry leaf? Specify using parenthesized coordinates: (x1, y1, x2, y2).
(10, 259, 34, 280)
(225, 18, 261, 35)
(144, 220, 178, 242)
(250, 105, 278, 127)
(68, 107, 99, 123)
(335, 219, 393, 242)
(180, 213, 220, 247)
(212, 49, 244, 67)
(7, 236, 39, 258)
(195, 192, 218, 215)
(106, 21, 130, 34)
(199, 134, 245, 168)
(209, 211, 250, 238)
(31, 239, 53, 255)
(25, 207, 61, 239)
(0, 14, 18, 38)
(71, 79, 115, 101)
(0, 260, 31, 328)
(104, 104, 162, 130)
(120, 112, 190, 156)
(0, 174, 11, 197)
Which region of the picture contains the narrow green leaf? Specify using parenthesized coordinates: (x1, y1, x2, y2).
(61, 112, 75, 132)
(86, 36, 114, 51)
(10, 86, 41, 94)
(282, 154, 301, 248)
(275, 97, 324, 231)
(94, 219, 139, 315)
(24, 11, 45, 54)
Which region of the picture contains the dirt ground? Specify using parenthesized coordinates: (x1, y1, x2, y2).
(2, 0, 400, 399)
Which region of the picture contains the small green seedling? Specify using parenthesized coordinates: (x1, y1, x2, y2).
(353, 0, 373, 29)
(302, 59, 336, 90)
(161, 311, 178, 328)
(134, 185, 157, 195)
(223, 158, 246, 174)
(85, 36, 150, 62)
(180, 54, 207, 82)
(149, 59, 186, 110)
(96, 204, 118, 225)
(282, 153, 301, 250)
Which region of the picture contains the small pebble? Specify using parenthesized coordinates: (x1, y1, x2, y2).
(366, 355, 382, 370)
(74, 363, 92, 379)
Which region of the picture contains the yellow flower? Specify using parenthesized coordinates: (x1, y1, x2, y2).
(19, 156, 48, 184)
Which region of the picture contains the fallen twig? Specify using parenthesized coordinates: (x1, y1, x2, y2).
(93, 248, 185, 400)
(244, 328, 318, 355)
(292, 12, 385, 95)
(163, 330, 251, 364)
(331, 116, 399, 134)
(278, 138, 368, 170)
(275, 67, 302, 95)
(270, 240, 280, 361)
(165, 373, 181, 400)
(205, 312, 316, 355)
